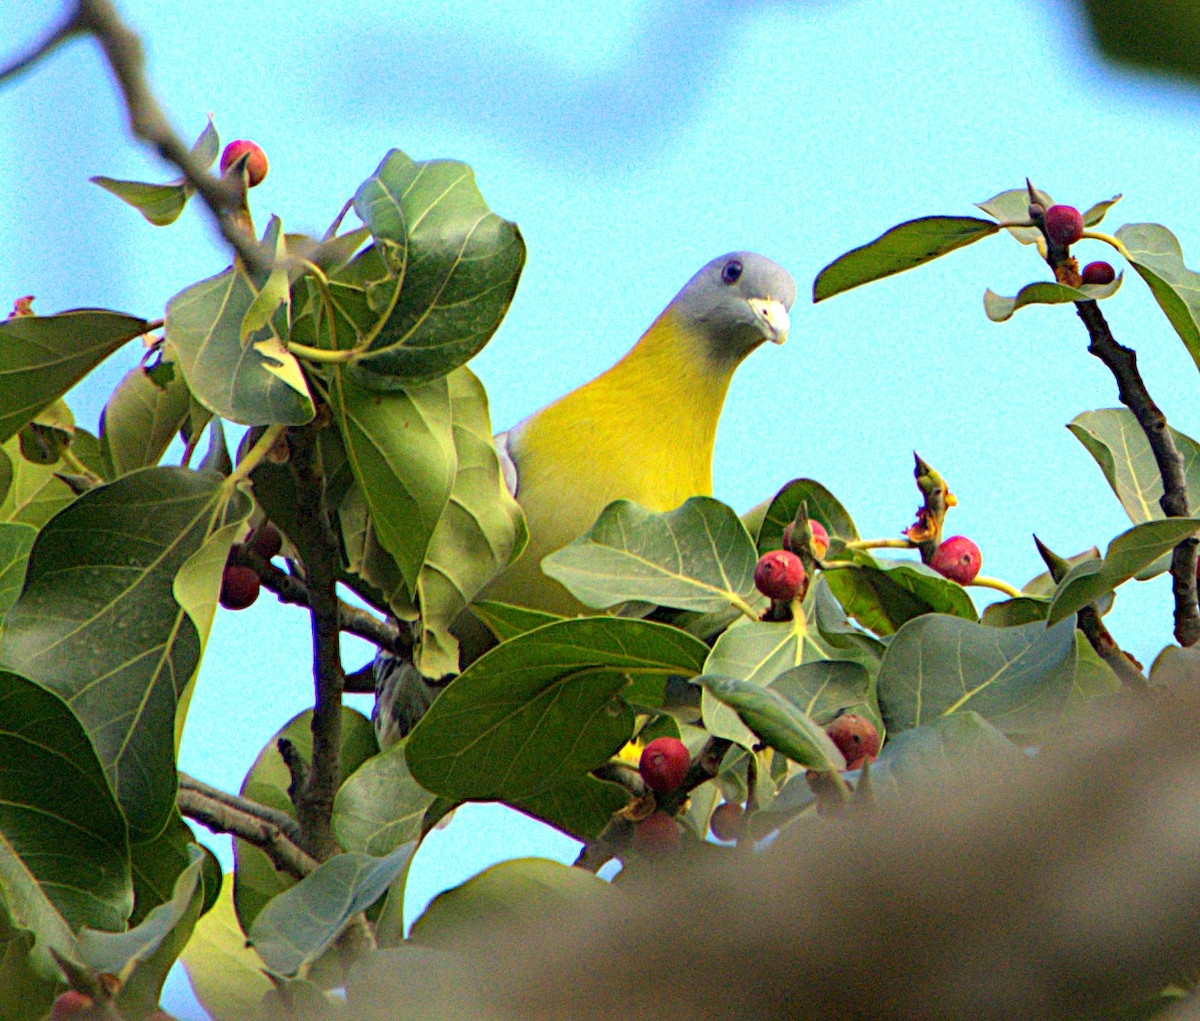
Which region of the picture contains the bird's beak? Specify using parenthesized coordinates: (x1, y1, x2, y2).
(748, 297, 790, 345)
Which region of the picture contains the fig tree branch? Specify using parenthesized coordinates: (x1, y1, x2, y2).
(286, 424, 347, 861)
(177, 785, 317, 880)
(0, 0, 271, 274)
(178, 772, 304, 844)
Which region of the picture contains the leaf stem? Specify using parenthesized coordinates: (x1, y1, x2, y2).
(969, 575, 1023, 599)
(1081, 230, 1132, 260)
(731, 594, 763, 620)
(226, 423, 284, 486)
(844, 538, 916, 550)
(285, 341, 357, 364)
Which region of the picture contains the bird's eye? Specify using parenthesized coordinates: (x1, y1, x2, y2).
(721, 259, 743, 284)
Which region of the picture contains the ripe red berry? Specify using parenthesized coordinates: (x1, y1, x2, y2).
(1081, 261, 1116, 286)
(220, 140, 269, 187)
(754, 549, 807, 602)
(639, 736, 690, 793)
(929, 535, 982, 584)
(1042, 204, 1084, 247)
(825, 713, 881, 771)
(632, 811, 681, 855)
(783, 519, 829, 559)
(220, 564, 260, 610)
(709, 801, 746, 842)
(50, 991, 96, 1020)
(249, 522, 283, 560)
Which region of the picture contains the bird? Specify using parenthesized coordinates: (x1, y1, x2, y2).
(373, 251, 795, 748)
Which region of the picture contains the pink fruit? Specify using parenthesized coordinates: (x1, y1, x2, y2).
(783, 519, 829, 559)
(1081, 261, 1115, 286)
(709, 802, 746, 841)
(825, 713, 881, 771)
(754, 549, 807, 602)
(220, 140, 268, 187)
(930, 535, 982, 584)
(249, 522, 282, 560)
(633, 812, 681, 855)
(50, 991, 96, 1020)
(220, 564, 260, 610)
(1043, 204, 1084, 247)
(639, 737, 690, 793)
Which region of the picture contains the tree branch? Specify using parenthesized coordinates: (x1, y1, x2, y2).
(178, 786, 317, 880)
(0, 6, 86, 85)
(178, 772, 304, 844)
(286, 425, 346, 861)
(1073, 299, 1200, 647)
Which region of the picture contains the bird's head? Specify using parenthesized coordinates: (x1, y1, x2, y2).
(668, 251, 796, 366)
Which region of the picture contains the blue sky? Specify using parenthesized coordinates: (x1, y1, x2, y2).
(4, 1, 1200, 1015)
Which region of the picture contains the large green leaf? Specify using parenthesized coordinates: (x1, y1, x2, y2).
(328, 369, 456, 593)
(696, 675, 845, 771)
(876, 614, 1077, 737)
(0, 439, 74, 528)
(509, 774, 628, 841)
(248, 845, 415, 977)
(0, 524, 35, 620)
(333, 739, 435, 857)
(1047, 518, 1200, 624)
(984, 275, 1122, 322)
(0, 467, 249, 839)
(471, 601, 563, 643)
(768, 660, 873, 726)
(1081, 0, 1200, 79)
(404, 617, 708, 802)
(165, 265, 314, 426)
(976, 186, 1053, 245)
(755, 477, 858, 555)
(0, 671, 130, 930)
(129, 813, 207, 927)
(180, 881, 273, 1021)
(348, 150, 525, 387)
(1068, 408, 1200, 525)
(234, 707, 377, 933)
(0, 311, 149, 443)
(408, 858, 611, 952)
(543, 497, 762, 614)
(822, 550, 978, 635)
(99, 357, 192, 479)
(1116, 222, 1200, 373)
(813, 216, 999, 302)
(411, 368, 528, 676)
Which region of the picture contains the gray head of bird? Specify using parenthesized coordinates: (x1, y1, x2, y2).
(669, 251, 796, 366)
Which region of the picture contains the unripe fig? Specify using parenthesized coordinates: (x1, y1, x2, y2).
(754, 549, 806, 601)
(1081, 261, 1116, 286)
(639, 736, 690, 793)
(783, 519, 829, 559)
(632, 811, 681, 855)
(929, 535, 982, 584)
(220, 140, 269, 187)
(709, 801, 746, 842)
(825, 713, 880, 771)
(1042, 204, 1084, 247)
(220, 564, 260, 610)
(50, 991, 96, 1020)
(249, 522, 282, 560)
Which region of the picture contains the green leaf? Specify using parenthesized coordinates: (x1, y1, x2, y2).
(405, 617, 707, 801)
(0, 671, 131, 930)
(984, 275, 1122, 322)
(768, 659, 873, 726)
(1047, 518, 1200, 624)
(234, 707, 377, 933)
(1116, 222, 1200, 373)
(813, 216, 999, 302)
(1083, 194, 1123, 227)
(822, 550, 978, 635)
(976, 186, 1052, 245)
(979, 596, 1050, 627)
(0, 467, 250, 839)
(509, 774, 628, 841)
(179, 881, 273, 1021)
(129, 814, 201, 927)
(328, 369, 455, 593)
(348, 150, 526, 387)
(696, 675, 845, 771)
(165, 265, 315, 425)
(78, 846, 205, 1017)
(411, 368, 528, 676)
(876, 614, 1077, 737)
(248, 845, 416, 977)
(90, 177, 191, 227)
(543, 497, 762, 615)
(1023, 546, 1102, 596)
(241, 218, 291, 343)
(99, 356, 192, 479)
(409, 858, 610, 952)
(471, 601, 563, 643)
(0, 311, 149, 443)
(1068, 408, 1200, 526)
(1067, 632, 1120, 711)
(333, 739, 435, 857)
(755, 477, 858, 554)
(0, 524, 34, 620)
(0, 439, 74, 528)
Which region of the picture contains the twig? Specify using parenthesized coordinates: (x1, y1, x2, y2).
(1073, 299, 1200, 647)
(344, 661, 376, 695)
(4, 1, 272, 274)
(178, 772, 304, 844)
(178, 786, 317, 880)
(286, 425, 346, 860)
